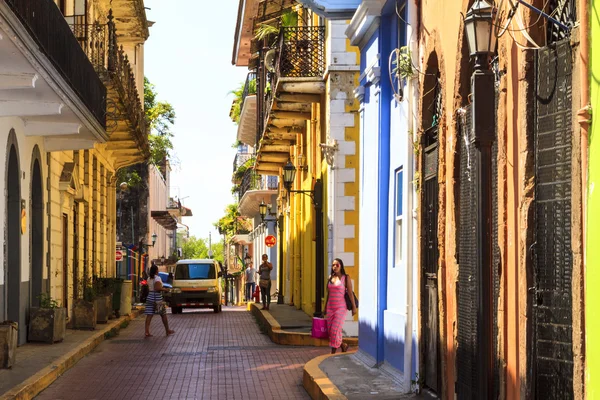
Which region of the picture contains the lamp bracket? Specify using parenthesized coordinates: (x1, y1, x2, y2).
(319, 140, 338, 167)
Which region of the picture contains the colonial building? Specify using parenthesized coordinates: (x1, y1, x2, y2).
(0, 0, 150, 344)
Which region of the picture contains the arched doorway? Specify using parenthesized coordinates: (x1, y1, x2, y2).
(6, 132, 22, 343)
(30, 150, 43, 308)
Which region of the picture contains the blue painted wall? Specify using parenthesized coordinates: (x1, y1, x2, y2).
(356, 0, 417, 380)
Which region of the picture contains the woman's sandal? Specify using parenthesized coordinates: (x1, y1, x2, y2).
(145, 333, 153, 338)
(166, 329, 175, 336)
(341, 343, 349, 353)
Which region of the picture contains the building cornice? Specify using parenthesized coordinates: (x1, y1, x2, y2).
(345, 0, 387, 47)
(296, 0, 360, 20)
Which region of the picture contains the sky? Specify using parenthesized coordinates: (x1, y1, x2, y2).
(143, 0, 247, 243)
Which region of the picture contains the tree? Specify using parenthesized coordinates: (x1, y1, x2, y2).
(181, 235, 224, 263)
(145, 77, 176, 166)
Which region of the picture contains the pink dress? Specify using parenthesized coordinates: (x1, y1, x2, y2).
(326, 275, 346, 348)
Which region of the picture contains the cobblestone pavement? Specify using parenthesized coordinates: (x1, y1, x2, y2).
(36, 307, 328, 400)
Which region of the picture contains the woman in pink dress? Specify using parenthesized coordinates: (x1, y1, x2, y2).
(324, 258, 357, 354)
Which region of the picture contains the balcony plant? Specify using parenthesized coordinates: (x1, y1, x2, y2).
(0, 321, 18, 368)
(230, 79, 257, 124)
(72, 276, 97, 330)
(28, 293, 67, 344)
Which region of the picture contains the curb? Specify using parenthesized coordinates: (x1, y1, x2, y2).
(0, 310, 141, 400)
(250, 303, 358, 348)
(303, 352, 350, 400)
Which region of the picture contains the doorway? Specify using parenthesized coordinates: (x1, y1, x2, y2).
(420, 67, 441, 394)
(6, 141, 22, 342)
(72, 204, 79, 299)
(30, 157, 43, 308)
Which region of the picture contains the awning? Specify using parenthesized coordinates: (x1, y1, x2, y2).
(151, 210, 178, 230)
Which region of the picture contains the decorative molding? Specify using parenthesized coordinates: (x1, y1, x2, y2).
(345, 1, 387, 47)
(319, 139, 339, 167)
(366, 66, 381, 86)
(296, 0, 360, 20)
(353, 86, 365, 102)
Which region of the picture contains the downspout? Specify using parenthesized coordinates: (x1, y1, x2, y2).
(46, 153, 51, 293)
(577, 0, 590, 396)
(404, 0, 418, 388)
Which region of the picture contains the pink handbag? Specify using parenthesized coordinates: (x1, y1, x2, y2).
(311, 317, 329, 339)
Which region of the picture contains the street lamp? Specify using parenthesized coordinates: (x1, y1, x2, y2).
(259, 200, 268, 223)
(464, 3, 495, 398)
(282, 160, 324, 317)
(464, 0, 496, 70)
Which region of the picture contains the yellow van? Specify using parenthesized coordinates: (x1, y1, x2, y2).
(166, 259, 223, 314)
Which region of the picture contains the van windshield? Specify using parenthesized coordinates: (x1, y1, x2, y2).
(175, 263, 215, 280)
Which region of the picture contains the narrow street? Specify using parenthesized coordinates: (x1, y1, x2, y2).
(35, 307, 327, 400)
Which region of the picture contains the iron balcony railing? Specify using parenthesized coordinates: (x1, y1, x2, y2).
(241, 71, 257, 107)
(233, 152, 255, 173)
(68, 10, 147, 140)
(4, 0, 106, 128)
(256, 25, 325, 144)
(238, 169, 279, 200)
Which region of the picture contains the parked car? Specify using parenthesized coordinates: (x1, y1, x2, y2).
(164, 259, 223, 314)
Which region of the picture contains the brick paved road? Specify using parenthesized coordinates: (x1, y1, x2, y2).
(36, 307, 327, 400)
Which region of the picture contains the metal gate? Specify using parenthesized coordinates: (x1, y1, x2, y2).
(421, 123, 440, 393)
(456, 104, 480, 400)
(533, 39, 574, 399)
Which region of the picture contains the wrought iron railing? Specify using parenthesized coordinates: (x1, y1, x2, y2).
(241, 72, 257, 106)
(233, 152, 255, 172)
(238, 169, 278, 200)
(68, 10, 147, 140)
(256, 26, 325, 144)
(4, 0, 106, 128)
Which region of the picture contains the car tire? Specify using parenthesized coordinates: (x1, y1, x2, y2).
(172, 306, 182, 315)
(213, 304, 220, 313)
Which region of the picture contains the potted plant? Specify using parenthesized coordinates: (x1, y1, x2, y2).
(93, 276, 112, 324)
(28, 293, 66, 343)
(72, 276, 97, 330)
(0, 321, 18, 368)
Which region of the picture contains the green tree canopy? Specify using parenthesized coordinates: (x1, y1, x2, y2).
(180, 235, 224, 263)
(145, 77, 176, 166)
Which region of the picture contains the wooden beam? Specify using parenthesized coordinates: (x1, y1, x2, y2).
(261, 139, 293, 146)
(265, 131, 296, 141)
(0, 100, 63, 117)
(271, 111, 311, 120)
(270, 118, 308, 127)
(255, 162, 281, 171)
(279, 81, 325, 94)
(261, 145, 291, 153)
(23, 121, 81, 136)
(106, 140, 137, 150)
(0, 73, 38, 90)
(276, 93, 321, 103)
(273, 102, 312, 112)
(258, 154, 289, 163)
(267, 126, 305, 135)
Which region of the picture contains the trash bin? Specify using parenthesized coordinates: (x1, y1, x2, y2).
(120, 280, 132, 316)
(112, 279, 123, 316)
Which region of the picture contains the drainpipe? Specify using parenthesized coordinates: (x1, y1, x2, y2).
(404, 0, 418, 389)
(578, 0, 590, 275)
(46, 153, 52, 293)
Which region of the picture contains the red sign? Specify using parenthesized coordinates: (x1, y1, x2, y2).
(115, 250, 123, 262)
(265, 235, 277, 247)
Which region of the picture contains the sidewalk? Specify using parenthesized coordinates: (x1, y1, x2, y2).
(0, 309, 140, 400)
(250, 302, 358, 347)
(249, 302, 431, 400)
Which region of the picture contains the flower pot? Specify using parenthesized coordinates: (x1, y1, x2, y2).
(95, 295, 111, 324)
(28, 307, 66, 343)
(0, 321, 18, 368)
(73, 299, 97, 330)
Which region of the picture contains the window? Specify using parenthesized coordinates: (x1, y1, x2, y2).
(394, 168, 404, 266)
(175, 263, 216, 280)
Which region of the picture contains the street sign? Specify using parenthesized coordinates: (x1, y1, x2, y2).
(115, 250, 123, 261)
(265, 235, 276, 247)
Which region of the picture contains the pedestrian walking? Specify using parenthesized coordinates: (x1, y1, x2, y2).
(245, 261, 257, 302)
(258, 254, 273, 310)
(144, 264, 175, 337)
(324, 258, 356, 353)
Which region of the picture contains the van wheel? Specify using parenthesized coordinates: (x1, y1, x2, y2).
(213, 304, 221, 313)
(172, 306, 182, 314)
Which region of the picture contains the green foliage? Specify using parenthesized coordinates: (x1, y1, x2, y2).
(255, 23, 279, 41)
(38, 293, 60, 309)
(233, 157, 255, 181)
(116, 169, 142, 189)
(230, 79, 257, 124)
(181, 236, 224, 263)
(214, 203, 252, 236)
(144, 77, 176, 166)
(281, 10, 298, 27)
(391, 46, 414, 80)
